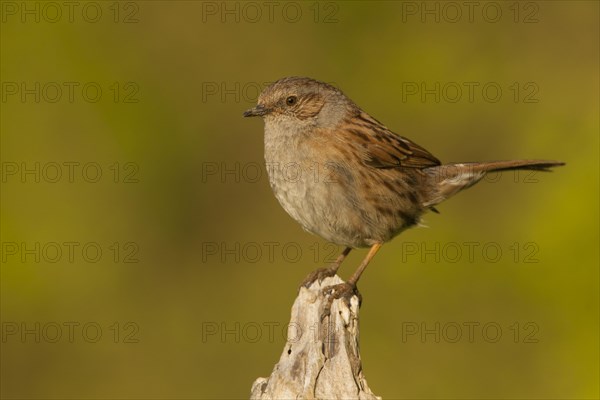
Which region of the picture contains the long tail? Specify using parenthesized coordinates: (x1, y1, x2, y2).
(423, 160, 565, 207)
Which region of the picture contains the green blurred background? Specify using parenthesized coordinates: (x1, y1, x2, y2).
(1, 1, 598, 399)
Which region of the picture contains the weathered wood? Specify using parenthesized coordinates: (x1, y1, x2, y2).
(251, 275, 380, 400)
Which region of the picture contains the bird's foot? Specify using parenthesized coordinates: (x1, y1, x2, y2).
(299, 266, 338, 290)
(320, 282, 362, 321)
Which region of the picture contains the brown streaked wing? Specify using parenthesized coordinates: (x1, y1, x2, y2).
(345, 111, 441, 169)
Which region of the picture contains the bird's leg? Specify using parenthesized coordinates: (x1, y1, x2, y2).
(321, 243, 383, 319)
(347, 243, 382, 286)
(300, 247, 352, 289)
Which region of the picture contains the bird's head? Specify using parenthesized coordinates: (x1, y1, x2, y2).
(243, 77, 352, 131)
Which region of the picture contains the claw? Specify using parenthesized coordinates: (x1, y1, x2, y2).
(320, 282, 361, 321)
(299, 266, 337, 290)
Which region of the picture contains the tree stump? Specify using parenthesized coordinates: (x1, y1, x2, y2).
(250, 275, 380, 400)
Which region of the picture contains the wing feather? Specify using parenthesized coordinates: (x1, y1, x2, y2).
(343, 111, 441, 169)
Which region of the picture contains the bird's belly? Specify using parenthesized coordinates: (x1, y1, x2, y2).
(266, 161, 341, 241)
(264, 129, 424, 247)
(265, 157, 419, 248)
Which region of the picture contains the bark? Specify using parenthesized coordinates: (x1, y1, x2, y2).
(250, 275, 380, 400)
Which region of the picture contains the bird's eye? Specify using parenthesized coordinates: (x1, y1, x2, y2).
(286, 96, 297, 106)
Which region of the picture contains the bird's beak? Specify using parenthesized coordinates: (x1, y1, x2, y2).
(243, 104, 270, 117)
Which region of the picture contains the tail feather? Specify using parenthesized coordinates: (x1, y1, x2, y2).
(463, 159, 565, 172)
(423, 160, 564, 207)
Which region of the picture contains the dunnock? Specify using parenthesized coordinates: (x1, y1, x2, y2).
(244, 77, 563, 299)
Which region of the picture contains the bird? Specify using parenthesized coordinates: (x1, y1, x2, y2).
(243, 76, 564, 301)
